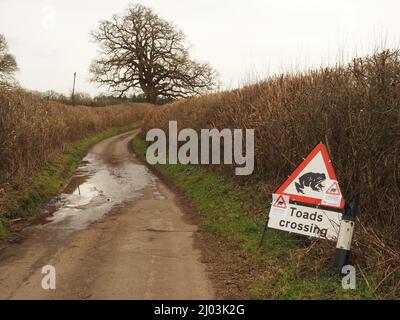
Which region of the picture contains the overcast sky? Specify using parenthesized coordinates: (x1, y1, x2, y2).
(0, 0, 399, 96)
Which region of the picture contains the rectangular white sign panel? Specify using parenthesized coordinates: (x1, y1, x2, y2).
(267, 201, 342, 241)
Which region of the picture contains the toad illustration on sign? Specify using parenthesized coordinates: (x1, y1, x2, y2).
(295, 172, 326, 194)
(326, 181, 341, 195)
(273, 194, 287, 209)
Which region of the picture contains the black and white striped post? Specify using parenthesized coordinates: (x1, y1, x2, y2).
(333, 194, 360, 275)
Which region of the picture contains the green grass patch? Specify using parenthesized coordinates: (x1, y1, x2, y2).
(0, 219, 6, 237)
(132, 136, 376, 300)
(0, 123, 139, 234)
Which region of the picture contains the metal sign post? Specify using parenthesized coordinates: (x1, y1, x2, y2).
(259, 218, 269, 248)
(333, 194, 359, 275)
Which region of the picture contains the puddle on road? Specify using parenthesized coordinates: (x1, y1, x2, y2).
(41, 152, 161, 233)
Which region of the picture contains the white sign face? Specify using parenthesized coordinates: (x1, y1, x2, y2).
(268, 201, 342, 241)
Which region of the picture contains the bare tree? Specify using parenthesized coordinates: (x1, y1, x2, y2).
(0, 34, 18, 88)
(90, 4, 218, 103)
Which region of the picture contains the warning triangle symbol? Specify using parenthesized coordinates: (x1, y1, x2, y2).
(275, 144, 344, 209)
(326, 181, 341, 196)
(273, 195, 287, 209)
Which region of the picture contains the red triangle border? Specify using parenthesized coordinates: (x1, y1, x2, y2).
(275, 144, 344, 209)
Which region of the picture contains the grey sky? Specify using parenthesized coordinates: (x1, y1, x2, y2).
(0, 0, 399, 96)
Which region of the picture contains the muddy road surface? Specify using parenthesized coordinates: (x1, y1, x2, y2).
(0, 130, 214, 300)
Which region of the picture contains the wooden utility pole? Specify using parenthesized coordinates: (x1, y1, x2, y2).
(71, 72, 77, 104)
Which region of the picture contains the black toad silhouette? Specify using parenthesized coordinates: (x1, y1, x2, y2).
(295, 172, 326, 194)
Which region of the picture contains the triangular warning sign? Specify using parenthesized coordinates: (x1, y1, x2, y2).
(275, 144, 344, 209)
(326, 181, 341, 196)
(273, 195, 287, 209)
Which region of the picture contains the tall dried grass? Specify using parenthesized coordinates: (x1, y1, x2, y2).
(141, 50, 400, 295)
(0, 88, 152, 186)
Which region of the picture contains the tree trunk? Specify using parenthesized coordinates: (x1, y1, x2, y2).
(145, 91, 158, 104)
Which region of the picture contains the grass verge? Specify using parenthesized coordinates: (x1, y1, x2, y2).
(0, 123, 139, 237)
(132, 136, 376, 300)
